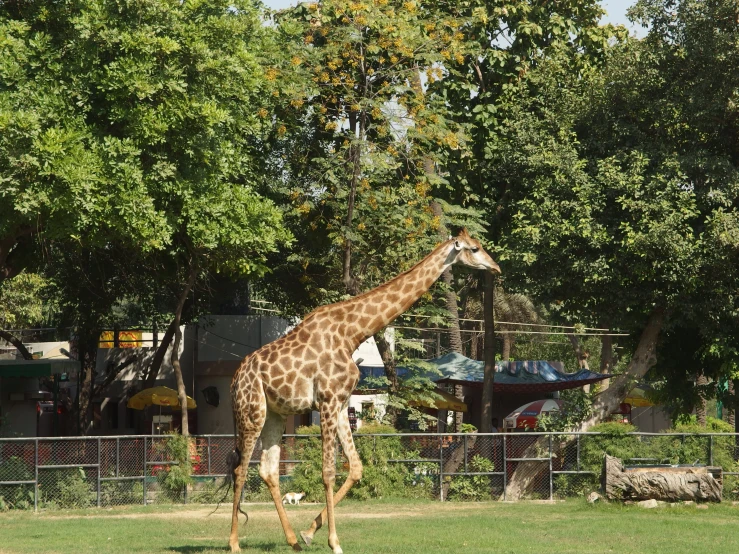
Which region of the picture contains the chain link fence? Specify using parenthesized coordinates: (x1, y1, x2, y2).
(1, 432, 737, 510)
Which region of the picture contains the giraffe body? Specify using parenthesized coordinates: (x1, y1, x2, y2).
(228, 229, 499, 553)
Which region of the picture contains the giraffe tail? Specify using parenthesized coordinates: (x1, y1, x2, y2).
(207, 447, 248, 524)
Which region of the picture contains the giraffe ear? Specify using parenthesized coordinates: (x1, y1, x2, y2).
(454, 239, 463, 251)
(459, 228, 471, 239)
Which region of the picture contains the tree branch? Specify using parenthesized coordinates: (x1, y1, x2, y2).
(0, 329, 34, 360)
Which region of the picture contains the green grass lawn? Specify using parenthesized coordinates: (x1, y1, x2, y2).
(0, 499, 738, 554)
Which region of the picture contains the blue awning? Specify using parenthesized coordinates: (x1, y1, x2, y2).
(359, 352, 610, 393)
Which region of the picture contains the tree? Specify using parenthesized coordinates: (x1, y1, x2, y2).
(1, 0, 293, 433)
(264, 0, 481, 425)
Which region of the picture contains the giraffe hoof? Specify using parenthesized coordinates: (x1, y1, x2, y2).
(229, 543, 241, 553)
(300, 531, 313, 546)
(292, 543, 303, 552)
(332, 547, 343, 554)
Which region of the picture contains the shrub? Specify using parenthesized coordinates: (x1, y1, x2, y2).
(446, 455, 495, 501)
(286, 424, 431, 501)
(579, 423, 651, 472)
(40, 468, 94, 509)
(0, 457, 35, 510)
(651, 417, 738, 470)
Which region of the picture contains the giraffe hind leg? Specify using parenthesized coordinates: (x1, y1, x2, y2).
(229, 387, 266, 553)
(260, 410, 302, 552)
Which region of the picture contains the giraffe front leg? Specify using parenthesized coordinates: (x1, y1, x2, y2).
(301, 408, 362, 548)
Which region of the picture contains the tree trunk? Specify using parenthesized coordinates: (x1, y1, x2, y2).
(696, 371, 708, 427)
(143, 320, 177, 388)
(600, 328, 613, 390)
(728, 379, 735, 428)
(733, 379, 739, 460)
(0, 329, 33, 360)
(567, 333, 590, 370)
(74, 326, 101, 436)
(374, 330, 399, 427)
(172, 265, 197, 436)
(480, 273, 496, 433)
(501, 331, 511, 361)
(602, 454, 722, 502)
(503, 307, 665, 500)
(470, 332, 480, 360)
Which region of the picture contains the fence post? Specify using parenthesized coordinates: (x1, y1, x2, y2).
(97, 438, 102, 508)
(143, 437, 147, 506)
(34, 438, 39, 512)
(463, 434, 468, 474)
(709, 435, 714, 466)
(576, 434, 581, 471)
(548, 434, 553, 501)
(207, 436, 212, 476)
(439, 435, 444, 502)
(502, 434, 507, 501)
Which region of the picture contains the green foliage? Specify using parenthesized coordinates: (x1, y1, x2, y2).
(579, 419, 739, 476)
(156, 433, 197, 500)
(536, 389, 595, 432)
(287, 425, 434, 502)
(446, 455, 495, 501)
(40, 468, 95, 509)
(0, 457, 34, 510)
(0, 272, 51, 328)
(578, 423, 650, 473)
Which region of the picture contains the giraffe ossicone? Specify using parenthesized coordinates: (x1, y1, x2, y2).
(227, 229, 500, 553)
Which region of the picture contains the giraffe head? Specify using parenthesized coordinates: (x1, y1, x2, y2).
(451, 229, 501, 274)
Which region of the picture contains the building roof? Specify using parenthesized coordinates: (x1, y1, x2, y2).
(0, 359, 80, 378)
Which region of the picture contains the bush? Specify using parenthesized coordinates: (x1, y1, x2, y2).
(40, 468, 95, 509)
(579, 423, 651, 473)
(446, 455, 495, 501)
(0, 457, 34, 510)
(651, 417, 738, 470)
(286, 424, 432, 501)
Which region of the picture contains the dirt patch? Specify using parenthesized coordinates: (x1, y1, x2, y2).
(36, 504, 460, 522)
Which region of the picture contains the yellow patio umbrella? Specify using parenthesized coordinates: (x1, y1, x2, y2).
(127, 386, 197, 410)
(624, 384, 655, 408)
(411, 389, 468, 412)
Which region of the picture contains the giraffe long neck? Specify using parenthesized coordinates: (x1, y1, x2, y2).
(342, 240, 456, 346)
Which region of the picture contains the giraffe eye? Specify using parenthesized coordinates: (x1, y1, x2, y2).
(471, 247, 479, 253)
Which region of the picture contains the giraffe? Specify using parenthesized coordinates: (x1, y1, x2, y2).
(227, 228, 500, 553)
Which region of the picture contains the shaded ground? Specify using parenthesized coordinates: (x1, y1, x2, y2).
(1, 499, 738, 554)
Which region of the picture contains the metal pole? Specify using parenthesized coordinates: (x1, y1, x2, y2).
(207, 436, 212, 476)
(116, 438, 120, 478)
(576, 434, 581, 471)
(143, 437, 147, 505)
(34, 438, 39, 512)
(502, 435, 507, 501)
(709, 435, 714, 466)
(548, 434, 553, 501)
(438, 436, 443, 501)
(97, 438, 101, 508)
(463, 434, 468, 474)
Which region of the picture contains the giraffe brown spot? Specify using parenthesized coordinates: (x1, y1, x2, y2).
(278, 384, 291, 397)
(271, 376, 285, 388)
